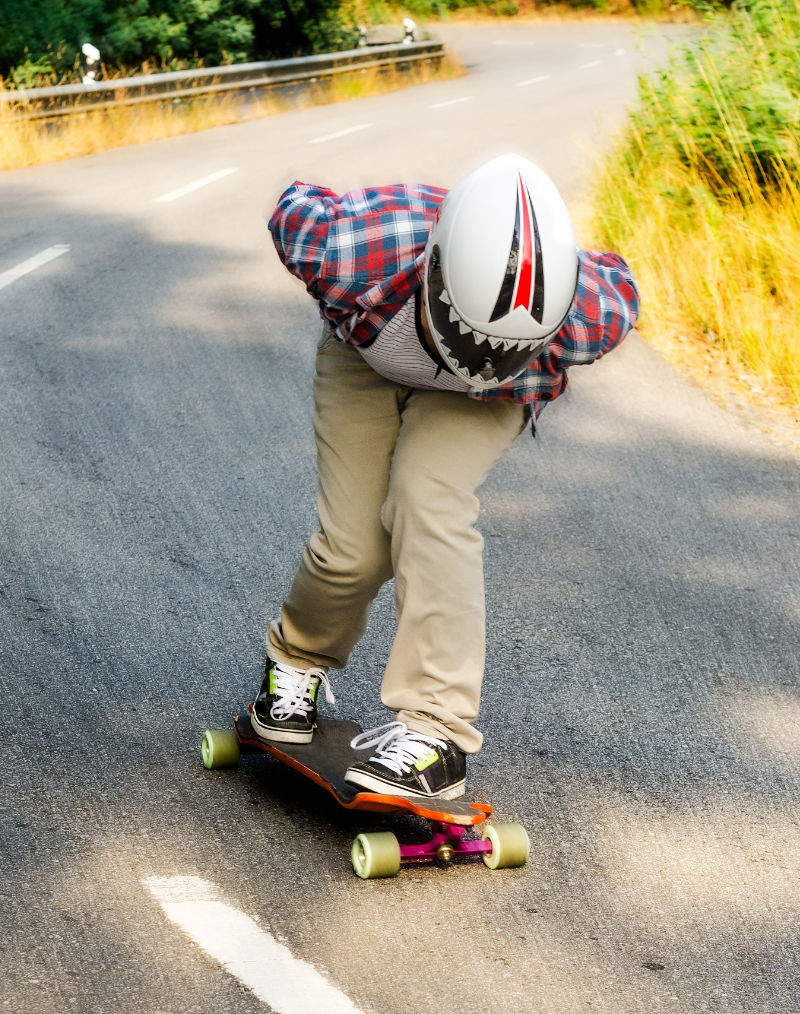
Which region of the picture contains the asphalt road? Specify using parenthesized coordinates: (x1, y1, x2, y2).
(2, 21, 799, 1014)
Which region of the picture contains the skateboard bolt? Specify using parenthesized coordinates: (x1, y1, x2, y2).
(436, 844, 454, 865)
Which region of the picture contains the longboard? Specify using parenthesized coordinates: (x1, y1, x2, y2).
(201, 710, 529, 878)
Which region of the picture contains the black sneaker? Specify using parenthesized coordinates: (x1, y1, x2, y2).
(251, 658, 333, 744)
(344, 721, 466, 800)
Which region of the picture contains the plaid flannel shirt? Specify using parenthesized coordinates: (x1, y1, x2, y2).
(268, 181, 640, 417)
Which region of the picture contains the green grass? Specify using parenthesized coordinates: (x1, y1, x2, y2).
(592, 0, 800, 413)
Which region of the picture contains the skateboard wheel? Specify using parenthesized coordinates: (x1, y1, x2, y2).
(201, 729, 240, 770)
(351, 832, 401, 880)
(481, 822, 530, 870)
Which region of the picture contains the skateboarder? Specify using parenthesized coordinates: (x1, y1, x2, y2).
(252, 154, 639, 800)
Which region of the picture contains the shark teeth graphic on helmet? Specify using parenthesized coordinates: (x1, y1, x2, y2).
(441, 349, 501, 386)
(430, 284, 535, 387)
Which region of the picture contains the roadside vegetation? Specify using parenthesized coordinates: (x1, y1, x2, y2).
(592, 0, 800, 422)
(0, 0, 467, 171)
(0, 55, 462, 171)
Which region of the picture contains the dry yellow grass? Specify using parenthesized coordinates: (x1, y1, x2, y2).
(592, 153, 800, 444)
(0, 53, 462, 172)
(591, 106, 800, 448)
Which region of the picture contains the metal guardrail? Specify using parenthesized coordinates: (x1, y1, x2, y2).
(0, 41, 445, 121)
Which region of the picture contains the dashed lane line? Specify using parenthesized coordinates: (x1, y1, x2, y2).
(144, 876, 365, 1014)
(0, 245, 70, 292)
(516, 74, 551, 87)
(154, 167, 238, 203)
(578, 61, 603, 70)
(430, 95, 474, 108)
(310, 122, 373, 144)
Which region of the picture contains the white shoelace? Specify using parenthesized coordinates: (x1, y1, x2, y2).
(349, 721, 446, 776)
(269, 662, 335, 721)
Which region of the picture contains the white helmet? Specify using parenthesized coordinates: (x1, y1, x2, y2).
(423, 154, 579, 389)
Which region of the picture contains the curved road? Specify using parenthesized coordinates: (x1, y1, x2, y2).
(1, 21, 798, 1014)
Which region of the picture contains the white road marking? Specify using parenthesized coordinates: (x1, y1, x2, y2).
(579, 60, 603, 70)
(310, 122, 373, 144)
(516, 74, 551, 87)
(144, 876, 365, 1014)
(579, 42, 604, 48)
(154, 168, 238, 203)
(430, 95, 474, 108)
(0, 244, 70, 292)
(492, 40, 536, 46)
(615, 48, 626, 56)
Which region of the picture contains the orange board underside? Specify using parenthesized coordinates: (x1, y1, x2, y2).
(237, 725, 491, 826)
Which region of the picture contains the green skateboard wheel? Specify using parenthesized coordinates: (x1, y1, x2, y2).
(201, 728, 240, 770)
(482, 822, 530, 869)
(351, 831, 402, 879)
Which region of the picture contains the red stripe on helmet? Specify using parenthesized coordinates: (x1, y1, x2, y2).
(513, 172, 534, 313)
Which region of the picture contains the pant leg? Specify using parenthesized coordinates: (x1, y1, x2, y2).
(379, 390, 526, 753)
(268, 336, 403, 670)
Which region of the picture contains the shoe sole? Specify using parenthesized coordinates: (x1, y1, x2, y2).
(251, 710, 314, 745)
(344, 768, 465, 801)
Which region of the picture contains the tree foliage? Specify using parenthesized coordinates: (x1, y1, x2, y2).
(0, 0, 357, 81)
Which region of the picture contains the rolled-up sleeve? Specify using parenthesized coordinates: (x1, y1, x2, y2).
(267, 182, 335, 299)
(547, 250, 640, 367)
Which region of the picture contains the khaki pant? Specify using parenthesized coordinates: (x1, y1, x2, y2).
(268, 334, 526, 752)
